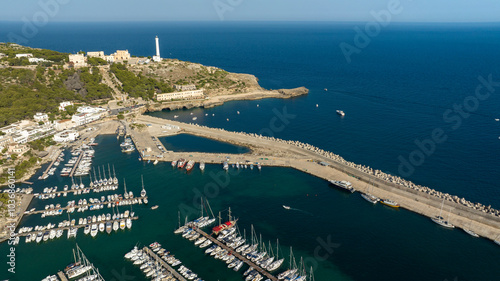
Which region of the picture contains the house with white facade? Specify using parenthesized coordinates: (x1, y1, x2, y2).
(59, 101, 74, 111)
(53, 130, 79, 142)
(33, 112, 49, 123)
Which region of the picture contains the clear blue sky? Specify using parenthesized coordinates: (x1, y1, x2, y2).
(2, 0, 499, 22)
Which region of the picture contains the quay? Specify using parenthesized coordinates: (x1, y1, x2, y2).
(57, 271, 68, 281)
(68, 152, 84, 178)
(25, 196, 148, 216)
(134, 115, 500, 241)
(194, 227, 278, 281)
(15, 216, 139, 237)
(142, 246, 187, 281)
(36, 184, 118, 197)
(40, 150, 62, 179)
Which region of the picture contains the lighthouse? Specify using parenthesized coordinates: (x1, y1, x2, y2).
(153, 36, 161, 62)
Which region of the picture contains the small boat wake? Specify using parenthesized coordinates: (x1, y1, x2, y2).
(282, 205, 313, 216)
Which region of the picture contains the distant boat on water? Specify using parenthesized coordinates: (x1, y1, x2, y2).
(151, 205, 159, 210)
(282, 205, 291, 210)
(336, 110, 345, 117)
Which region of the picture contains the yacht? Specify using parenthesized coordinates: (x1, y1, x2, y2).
(99, 222, 105, 232)
(432, 199, 454, 228)
(90, 224, 98, 237)
(336, 110, 345, 116)
(106, 222, 112, 234)
(329, 180, 355, 193)
(84, 225, 90, 235)
(126, 218, 132, 229)
(361, 193, 380, 204)
(199, 162, 205, 171)
(120, 220, 126, 230)
(282, 205, 291, 210)
(113, 221, 119, 231)
(463, 228, 479, 237)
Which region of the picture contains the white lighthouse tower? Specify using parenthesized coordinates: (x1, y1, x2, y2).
(153, 36, 161, 62)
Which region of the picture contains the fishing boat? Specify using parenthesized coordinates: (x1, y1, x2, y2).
(380, 199, 400, 208)
(336, 110, 345, 116)
(185, 160, 195, 171)
(171, 160, 177, 167)
(328, 180, 355, 193)
(177, 159, 186, 168)
(282, 205, 291, 210)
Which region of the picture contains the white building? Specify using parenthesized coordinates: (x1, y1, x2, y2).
(113, 50, 131, 61)
(53, 130, 79, 143)
(11, 131, 28, 144)
(104, 55, 115, 63)
(15, 53, 33, 58)
(87, 51, 105, 58)
(155, 89, 204, 101)
(55, 119, 76, 131)
(77, 106, 106, 114)
(69, 54, 87, 68)
(71, 112, 102, 126)
(0, 124, 18, 135)
(33, 112, 49, 122)
(59, 101, 74, 111)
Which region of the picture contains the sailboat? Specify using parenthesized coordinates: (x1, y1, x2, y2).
(360, 180, 379, 204)
(267, 239, 284, 271)
(113, 165, 118, 185)
(141, 175, 148, 204)
(108, 164, 113, 184)
(431, 199, 455, 228)
(123, 179, 129, 199)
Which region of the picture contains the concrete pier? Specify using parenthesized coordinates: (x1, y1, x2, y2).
(194, 227, 278, 281)
(40, 150, 62, 179)
(142, 246, 187, 281)
(132, 115, 500, 242)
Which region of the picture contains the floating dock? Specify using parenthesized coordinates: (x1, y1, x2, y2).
(68, 153, 84, 178)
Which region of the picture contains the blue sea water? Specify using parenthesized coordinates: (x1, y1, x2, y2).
(1, 21, 500, 280)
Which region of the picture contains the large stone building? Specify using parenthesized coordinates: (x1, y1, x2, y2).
(53, 130, 79, 143)
(113, 50, 131, 61)
(69, 54, 87, 68)
(87, 51, 105, 58)
(155, 89, 204, 101)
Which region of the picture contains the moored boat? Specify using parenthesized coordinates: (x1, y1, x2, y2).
(329, 180, 355, 193)
(380, 199, 400, 208)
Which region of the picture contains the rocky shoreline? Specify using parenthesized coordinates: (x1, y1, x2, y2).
(142, 87, 308, 113)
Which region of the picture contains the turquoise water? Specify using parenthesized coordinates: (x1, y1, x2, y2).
(1, 134, 500, 281)
(159, 133, 249, 154)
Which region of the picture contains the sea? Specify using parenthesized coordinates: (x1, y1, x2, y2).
(0, 21, 500, 281)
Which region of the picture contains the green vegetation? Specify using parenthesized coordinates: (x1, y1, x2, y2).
(0, 155, 39, 184)
(29, 136, 56, 151)
(87, 57, 108, 66)
(130, 123, 146, 130)
(110, 63, 173, 100)
(0, 44, 68, 65)
(79, 67, 113, 100)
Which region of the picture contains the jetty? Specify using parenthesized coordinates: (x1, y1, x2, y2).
(25, 196, 148, 216)
(194, 227, 278, 281)
(142, 247, 187, 281)
(40, 150, 62, 179)
(132, 115, 500, 241)
(68, 153, 84, 178)
(16, 216, 139, 238)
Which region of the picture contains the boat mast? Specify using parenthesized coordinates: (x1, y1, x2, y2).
(228, 207, 232, 222)
(200, 197, 203, 217)
(218, 212, 222, 226)
(108, 164, 111, 178)
(123, 179, 127, 194)
(205, 198, 216, 219)
(102, 165, 106, 179)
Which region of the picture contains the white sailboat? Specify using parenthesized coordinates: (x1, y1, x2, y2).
(431, 199, 455, 229)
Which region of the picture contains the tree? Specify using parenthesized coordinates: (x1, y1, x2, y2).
(38, 121, 44, 125)
(11, 153, 17, 160)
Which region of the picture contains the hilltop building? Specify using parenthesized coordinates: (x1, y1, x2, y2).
(69, 54, 87, 68)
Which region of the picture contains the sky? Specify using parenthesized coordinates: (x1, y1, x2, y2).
(1, 0, 500, 22)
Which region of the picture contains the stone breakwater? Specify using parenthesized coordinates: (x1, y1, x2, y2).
(188, 123, 500, 219)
